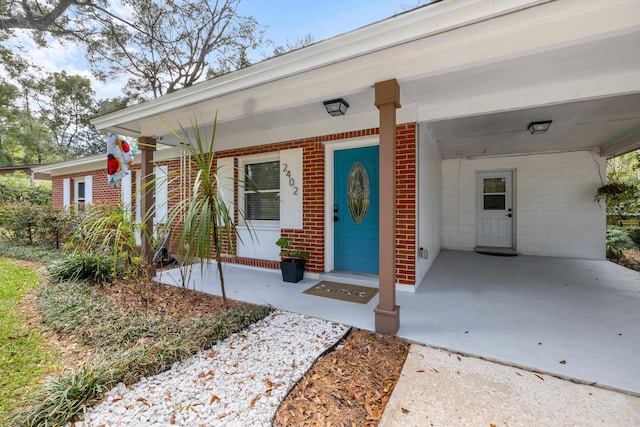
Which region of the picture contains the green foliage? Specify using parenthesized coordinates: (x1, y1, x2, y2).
(603, 151, 640, 220)
(10, 280, 272, 426)
(627, 227, 640, 247)
(0, 171, 51, 204)
(48, 253, 114, 285)
(276, 237, 310, 259)
(0, 240, 65, 263)
(68, 203, 144, 281)
(0, 259, 53, 418)
(606, 226, 637, 258)
(163, 117, 250, 305)
(0, 202, 77, 248)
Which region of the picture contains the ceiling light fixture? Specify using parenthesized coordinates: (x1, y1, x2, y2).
(323, 98, 349, 116)
(527, 120, 552, 134)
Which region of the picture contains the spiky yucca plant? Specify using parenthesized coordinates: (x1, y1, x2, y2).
(163, 116, 248, 306)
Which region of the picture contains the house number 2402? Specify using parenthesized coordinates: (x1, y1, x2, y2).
(282, 163, 299, 195)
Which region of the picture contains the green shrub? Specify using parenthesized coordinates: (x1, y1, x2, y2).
(0, 171, 51, 205)
(0, 203, 77, 248)
(627, 227, 640, 247)
(606, 226, 637, 252)
(48, 253, 114, 285)
(68, 203, 144, 281)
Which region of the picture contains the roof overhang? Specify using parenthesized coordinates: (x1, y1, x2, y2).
(91, 0, 640, 159)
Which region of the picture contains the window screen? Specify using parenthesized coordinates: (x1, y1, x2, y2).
(244, 161, 280, 221)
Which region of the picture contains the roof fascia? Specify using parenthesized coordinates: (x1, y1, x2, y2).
(91, 0, 549, 133)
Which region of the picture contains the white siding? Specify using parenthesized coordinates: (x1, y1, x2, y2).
(441, 151, 606, 259)
(415, 123, 442, 286)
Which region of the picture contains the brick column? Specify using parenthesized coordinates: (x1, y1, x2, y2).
(374, 79, 401, 334)
(139, 136, 157, 278)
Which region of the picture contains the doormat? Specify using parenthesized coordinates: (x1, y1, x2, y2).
(303, 281, 378, 304)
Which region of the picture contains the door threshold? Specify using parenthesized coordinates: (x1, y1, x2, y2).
(474, 246, 519, 256)
(319, 270, 379, 288)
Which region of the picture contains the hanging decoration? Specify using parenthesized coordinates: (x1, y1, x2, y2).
(107, 133, 137, 188)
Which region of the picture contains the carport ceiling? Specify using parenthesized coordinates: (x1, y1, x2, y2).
(429, 93, 640, 159)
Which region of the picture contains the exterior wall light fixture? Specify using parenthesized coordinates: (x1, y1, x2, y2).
(323, 98, 349, 116)
(527, 120, 552, 134)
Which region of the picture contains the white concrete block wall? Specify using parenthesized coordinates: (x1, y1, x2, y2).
(441, 151, 606, 259)
(415, 123, 442, 285)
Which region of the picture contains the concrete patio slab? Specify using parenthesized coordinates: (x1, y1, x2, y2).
(156, 250, 640, 395)
(379, 344, 640, 427)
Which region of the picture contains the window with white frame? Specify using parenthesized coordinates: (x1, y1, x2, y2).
(75, 178, 86, 210)
(242, 157, 280, 223)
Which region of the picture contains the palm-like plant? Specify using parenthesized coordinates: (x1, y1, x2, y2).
(162, 116, 244, 306)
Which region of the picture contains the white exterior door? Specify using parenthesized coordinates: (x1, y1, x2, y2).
(477, 171, 513, 248)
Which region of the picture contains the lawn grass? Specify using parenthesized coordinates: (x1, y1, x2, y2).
(0, 258, 56, 417)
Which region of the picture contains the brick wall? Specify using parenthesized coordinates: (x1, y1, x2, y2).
(51, 169, 121, 209)
(51, 124, 418, 285)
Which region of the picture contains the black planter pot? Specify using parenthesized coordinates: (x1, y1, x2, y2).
(280, 258, 306, 283)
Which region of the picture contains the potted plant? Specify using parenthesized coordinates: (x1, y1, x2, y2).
(276, 237, 310, 283)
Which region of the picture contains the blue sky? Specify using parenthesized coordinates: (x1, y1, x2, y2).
(238, 1, 421, 48)
(11, 1, 427, 100)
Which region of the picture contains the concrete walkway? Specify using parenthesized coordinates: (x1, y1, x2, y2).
(380, 344, 640, 426)
(156, 250, 640, 396)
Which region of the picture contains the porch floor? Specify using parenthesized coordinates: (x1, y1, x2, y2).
(156, 250, 640, 395)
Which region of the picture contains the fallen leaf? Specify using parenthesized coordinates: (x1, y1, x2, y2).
(416, 369, 425, 373)
(535, 374, 545, 381)
(218, 412, 227, 419)
(491, 424, 497, 427)
(559, 360, 567, 364)
(169, 414, 176, 424)
(401, 407, 410, 414)
(515, 372, 523, 377)
(250, 399, 256, 407)
(210, 395, 219, 404)
(265, 388, 273, 397)
(457, 355, 462, 361)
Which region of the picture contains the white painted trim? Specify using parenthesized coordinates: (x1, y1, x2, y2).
(62, 178, 71, 209)
(91, 0, 552, 135)
(237, 152, 280, 229)
(121, 172, 132, 206)
(84, 175, 93, 205)
(323, 136, 379, 273)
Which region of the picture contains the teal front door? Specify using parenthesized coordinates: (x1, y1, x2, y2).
(334, 146, 379, 274)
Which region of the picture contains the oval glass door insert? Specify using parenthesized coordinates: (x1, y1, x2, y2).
(347, 162, 370, 224)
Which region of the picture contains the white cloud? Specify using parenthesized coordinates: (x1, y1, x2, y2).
(4, 30, 126, 100)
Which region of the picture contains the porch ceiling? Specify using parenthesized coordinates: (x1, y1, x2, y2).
(430, 93, 640, 160)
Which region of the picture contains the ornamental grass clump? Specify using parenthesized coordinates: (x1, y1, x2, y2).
(10, 280, 272, 426)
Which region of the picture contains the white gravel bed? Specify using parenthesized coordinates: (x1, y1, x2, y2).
(71, 310, 350, 427)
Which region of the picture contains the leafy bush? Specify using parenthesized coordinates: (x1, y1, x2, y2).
(68, 203, 144, 281)
(0, 203, 78, 248)
(627, 227, 640, 247)
(0, 172, 51, 205)
(606, 226, 637, 259)
(48, 253, 114, 285)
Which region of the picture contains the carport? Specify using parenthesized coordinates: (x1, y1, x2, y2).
(157, 250, 640, 395)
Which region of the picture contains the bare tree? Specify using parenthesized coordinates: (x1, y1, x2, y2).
(86, 0, 262, 98)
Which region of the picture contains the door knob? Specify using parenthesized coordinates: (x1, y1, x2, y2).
(506, 213, 512, 217)
(334, 216, 340, 222)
